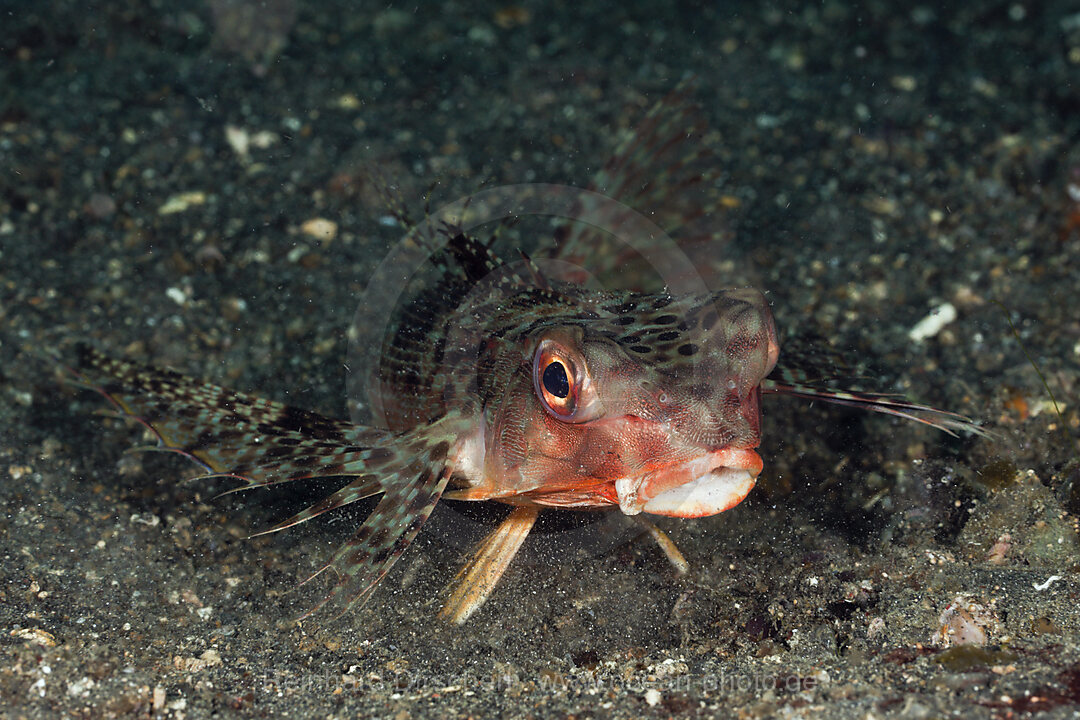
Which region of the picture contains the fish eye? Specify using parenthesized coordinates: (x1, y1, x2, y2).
(532, 336, 599, 422)
(542, 360, 570, 399)
(536, 350, 576, 418)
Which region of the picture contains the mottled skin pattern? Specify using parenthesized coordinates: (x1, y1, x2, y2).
(66, 82, 983, 619)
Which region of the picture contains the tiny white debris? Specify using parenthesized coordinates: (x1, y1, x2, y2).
(165, 287, 189, 306)
(908, 302, 957, 342)
(175, 648, 223, 672)
(334, 93, 361, 109)
(807, 576, 819, 587)
(158, 191, 207, 215)
(891, 75, 917, 92)
(286, 244, 310, 263)
(11, 627, 57, 646)
(251, 130, 278, 149)
(756, 113, 781, 129)
(300, 217, 338, 241)
(68, 676, 95, 697)
(225, 125, 250, 157)
(1028, 397, 1067, 418)
(130, 513, 161, 527)
(645, 688, 662, 707)
(225, 125, 279, 157)
(1068, 182, 1080, 203)
(1034, 575, 1062, 591)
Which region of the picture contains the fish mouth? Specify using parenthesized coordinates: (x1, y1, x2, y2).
(614, 448, 763, 518)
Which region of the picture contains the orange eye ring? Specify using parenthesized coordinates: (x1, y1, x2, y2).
(532, 337, 599, 423)
(534, 341, 577, 419)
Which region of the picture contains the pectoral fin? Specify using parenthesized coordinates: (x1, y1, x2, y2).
(64, 345, 465, 619)
(305, 454, 452, 617)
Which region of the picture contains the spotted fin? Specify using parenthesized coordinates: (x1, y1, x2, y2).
(64, 345, 464, 616)
(65, 345, 392, 485)
(304, 444, 454, 617)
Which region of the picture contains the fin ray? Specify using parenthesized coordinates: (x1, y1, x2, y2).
(65, 344, 392, 487)
(66, 345, 469, 618)
(762, 379, 992, 438)
(305, 453, 453, 617)
(250, 475, 384, 536)
(439, 505, 539, 625)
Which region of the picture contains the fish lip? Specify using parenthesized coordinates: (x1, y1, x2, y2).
(614, 448, 763, 517)
(641, 467, 757, 518)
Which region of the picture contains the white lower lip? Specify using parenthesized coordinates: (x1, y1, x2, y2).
(640, 468, 756, 518)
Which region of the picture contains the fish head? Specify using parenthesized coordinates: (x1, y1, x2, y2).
(486, 287, 779, 518)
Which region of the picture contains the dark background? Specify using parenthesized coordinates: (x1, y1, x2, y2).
(2, 1, 1079, 716)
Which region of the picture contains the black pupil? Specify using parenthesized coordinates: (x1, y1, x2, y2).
(542, 361, 570, 399)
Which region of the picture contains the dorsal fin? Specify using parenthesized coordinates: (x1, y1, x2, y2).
(549, 78, 728, 286)
(367, 219, 569, 429)
(517, 248, 552, 291)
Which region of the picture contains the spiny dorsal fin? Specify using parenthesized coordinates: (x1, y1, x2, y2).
(372, 224, 579, 427)
(550, 78, 728, 284)
(517, 248, 552, 291)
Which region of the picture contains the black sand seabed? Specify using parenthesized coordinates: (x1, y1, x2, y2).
(2, 2, 1080, 717)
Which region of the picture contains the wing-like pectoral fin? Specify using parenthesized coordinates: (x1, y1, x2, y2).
(63, 344, 394, 486)
(64, 345, 472, 620)
(440, 506, 540, 625)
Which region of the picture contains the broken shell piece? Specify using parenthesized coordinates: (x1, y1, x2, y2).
(908, 302, 957, 342)
(934, 594, 1000, 647)
(300, 217, 338, 242)
(986, 533, 1012, 565)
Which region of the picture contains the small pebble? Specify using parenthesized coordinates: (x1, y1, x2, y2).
(158, 191, 207, 215)
(300, 217, 338, 241)
(908, 302, 957, 342)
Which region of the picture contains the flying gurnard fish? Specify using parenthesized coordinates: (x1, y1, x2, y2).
(65, 84, 984, 624)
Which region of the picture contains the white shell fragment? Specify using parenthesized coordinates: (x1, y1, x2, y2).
(908, 302, 957, 342)
(933, 594, 1000, 647)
